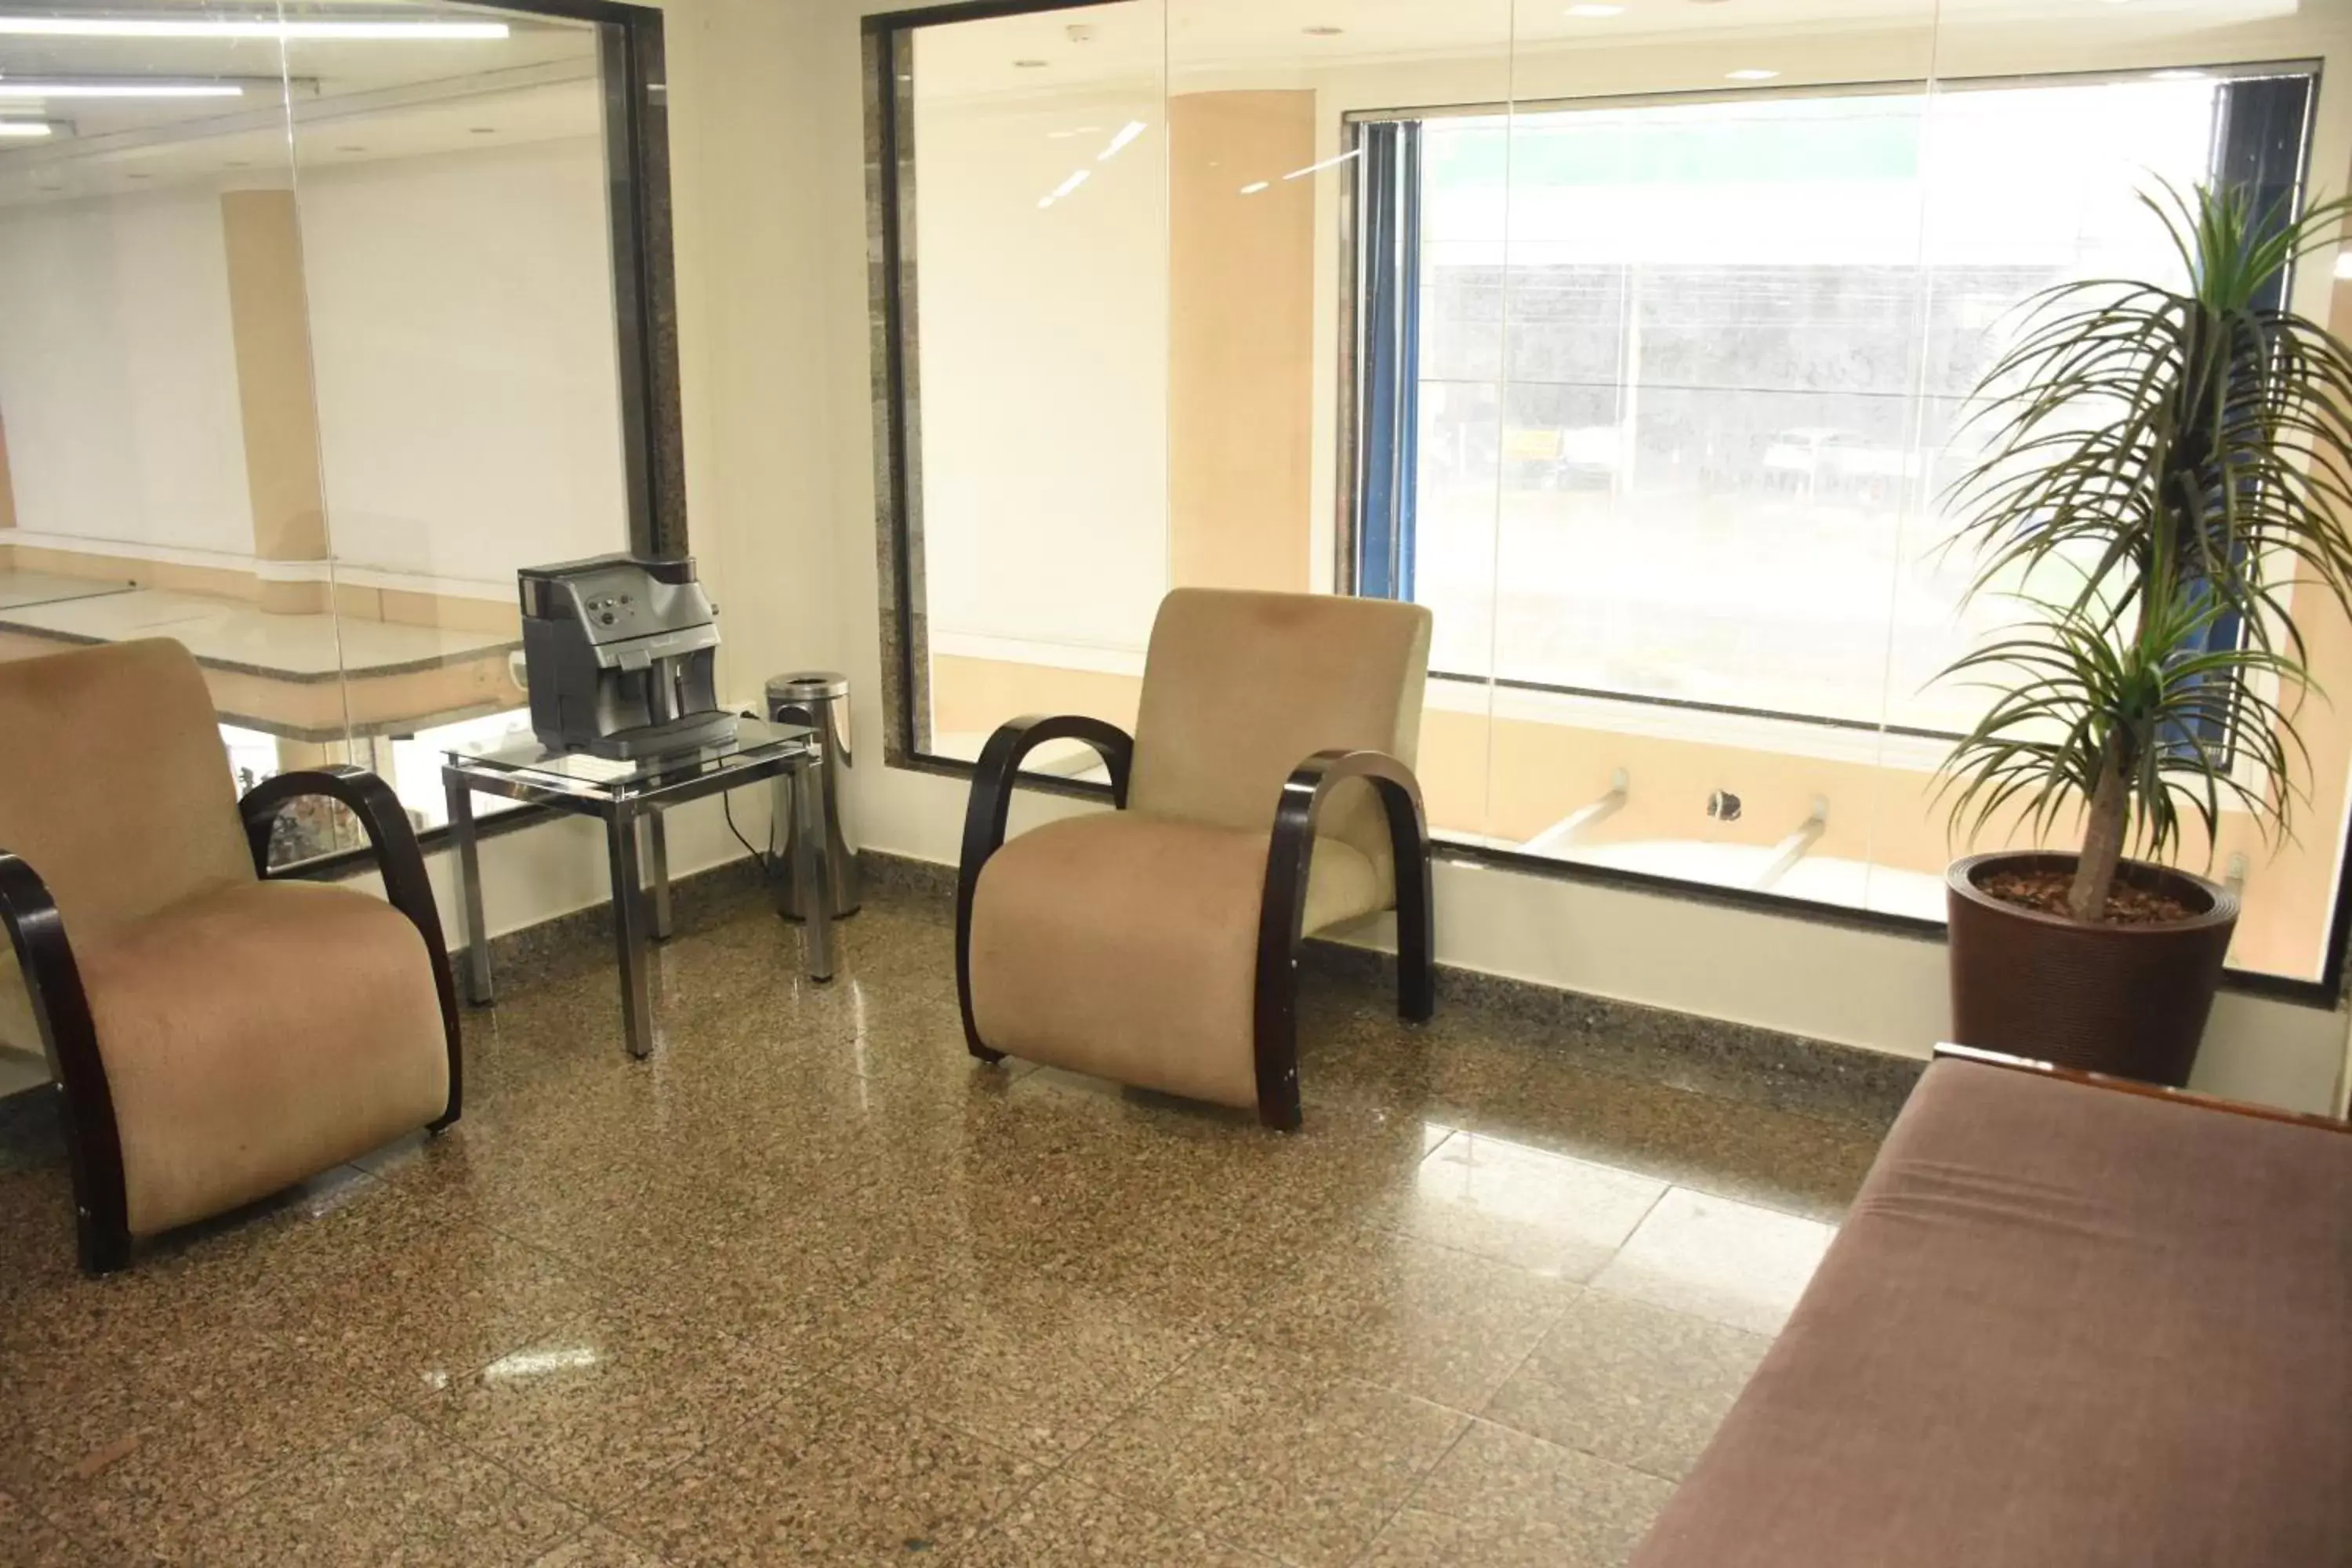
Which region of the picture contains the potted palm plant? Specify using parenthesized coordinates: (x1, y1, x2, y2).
(1938, 181, 2352, 1086)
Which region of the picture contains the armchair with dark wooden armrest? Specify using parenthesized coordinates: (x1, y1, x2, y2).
(953, 590, 1438, 1131)
(0, 640, 461, 1274)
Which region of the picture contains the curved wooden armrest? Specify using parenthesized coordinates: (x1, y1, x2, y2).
(0, 849, 129, 1272)
(1254, 749, 1437, 1128)
(953, 714, 1136, 1061)
(238, 766, 461, 1127)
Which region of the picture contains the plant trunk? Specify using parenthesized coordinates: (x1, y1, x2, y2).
(2068, 742, 2132, 923)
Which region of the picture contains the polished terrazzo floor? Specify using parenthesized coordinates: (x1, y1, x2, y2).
(0, 884, 1891, 1566)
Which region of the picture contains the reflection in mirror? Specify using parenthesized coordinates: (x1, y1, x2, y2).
(903, 1, 1168, 781)
(0, 0, 641, 866)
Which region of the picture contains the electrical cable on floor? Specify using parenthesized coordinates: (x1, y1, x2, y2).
(722, 791, 768, 877)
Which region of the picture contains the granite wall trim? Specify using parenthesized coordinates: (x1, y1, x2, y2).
(866, 27, 931, 767)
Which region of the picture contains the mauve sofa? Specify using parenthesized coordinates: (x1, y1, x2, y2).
(1632, 1046, 2352, 1568)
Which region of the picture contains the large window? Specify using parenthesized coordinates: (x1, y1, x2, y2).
(0, 0, 679, 867)
(869, 0, 2352, 988)
(1372, 71, 2311, 736)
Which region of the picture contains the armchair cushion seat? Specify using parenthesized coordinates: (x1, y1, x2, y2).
(78, 880, 451, 1237)
(969, 811, 1381, 1109)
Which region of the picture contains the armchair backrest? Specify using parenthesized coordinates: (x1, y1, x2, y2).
(0, 639, 255, 946)
(1128, 589, 1432, 890)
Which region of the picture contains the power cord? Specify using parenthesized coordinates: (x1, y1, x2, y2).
(722, 792, 769, 876)
(721, 706, 780, 877)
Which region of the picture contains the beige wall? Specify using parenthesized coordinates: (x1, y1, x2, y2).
(220, 190, 331, 590)
(1169, 89, 1317, 594)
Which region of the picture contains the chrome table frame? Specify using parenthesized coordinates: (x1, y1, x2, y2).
(442, 731, 836, 1059)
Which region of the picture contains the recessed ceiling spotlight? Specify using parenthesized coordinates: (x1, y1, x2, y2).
(1726, 67, 1780, 81)
(1565, 4, 1624, 15)
(1240, 180, 1271, 195)
(0, 120, 52, 137)
(1303, 24, 1344, 34)
(1012, 57, 1048, 67)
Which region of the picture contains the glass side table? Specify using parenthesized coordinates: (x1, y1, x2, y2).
(442, 716, 837, 1059)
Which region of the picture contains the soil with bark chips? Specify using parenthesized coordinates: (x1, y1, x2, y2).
(1979, 865, 2204, 924)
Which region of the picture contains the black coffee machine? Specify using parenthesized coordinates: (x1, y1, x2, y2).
(517, 554, 732, 759)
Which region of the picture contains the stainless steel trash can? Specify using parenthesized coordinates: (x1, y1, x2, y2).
(768, 672, 861, 919)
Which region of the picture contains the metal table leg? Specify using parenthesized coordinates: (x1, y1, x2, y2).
(793, 754, 837, 983)
(644, 810, 673, 940)
(608, 805, 655, 1058)
(445, 770, 493, 1005)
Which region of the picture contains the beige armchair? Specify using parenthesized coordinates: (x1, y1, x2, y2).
(956, 588, 1436, 1129)
(0, 639, 459, 1274)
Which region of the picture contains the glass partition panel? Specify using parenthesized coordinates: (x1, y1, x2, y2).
(0, 8, 351, 862)
(902, 1, 1169, 780)
(0, 0, 670, 869)
(281, 0, 628, 833)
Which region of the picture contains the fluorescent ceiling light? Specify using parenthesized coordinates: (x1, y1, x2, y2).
(1282, 148, 1361, 181)
(1037, 167, 1091, 208)
(0, 120, 52, 137)
(0, 17, 509, 40)
(1726, 68, 1780, 82)
(0, 81, 245, 98)
(1097, 119, 1145, 162)
(1239, 180, 1270, 195)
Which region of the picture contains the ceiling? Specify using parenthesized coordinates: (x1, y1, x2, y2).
(0, 2, 601, 208)
(910, 0, 2308, 99)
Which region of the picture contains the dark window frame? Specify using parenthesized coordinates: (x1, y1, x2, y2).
(859, 7, 2352, 1005)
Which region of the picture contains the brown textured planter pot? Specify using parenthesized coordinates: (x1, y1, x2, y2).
(1946, 851, 2238, 1088)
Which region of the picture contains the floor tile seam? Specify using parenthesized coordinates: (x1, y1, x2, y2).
(1598, 1182, 1678, 1274)
(0, 1482, 103, 1566)
(1639, 1171, 1851, 1228)
(48, 1394, 416, 1556)
(1461, 1398, 1703, 1490)
(800, 1371, 1070, 1553)
(1229, 1314, 1564, 1438)
(1040, 1321, 1254, 1518)
(395, 1316, 811, 1518)
(374, 1394, 644, 1544)
(1576, 1268, 1788, 1341)
(530, 1520, 678, 1568)
(1338, 1413, 1483, 1568)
